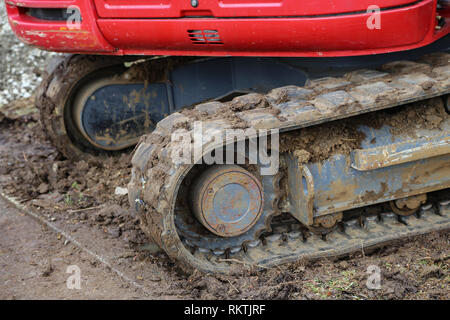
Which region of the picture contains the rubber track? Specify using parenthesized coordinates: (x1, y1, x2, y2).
(128, 53, 450, 273)
(35, 54, 141, 160)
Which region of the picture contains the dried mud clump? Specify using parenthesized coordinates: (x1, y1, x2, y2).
(0, 110, 147, 248)
(229, 93, 269, 111)
(280, 120, 366, 163)
(361, 97, 448, 137)
(120, 57, 193, 83)
(280, 97, 448, 163)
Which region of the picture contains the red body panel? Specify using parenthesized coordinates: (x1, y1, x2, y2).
(93, 0, 418, 18)
(4, 0, 450, 57)
(5, 0, 114, 52)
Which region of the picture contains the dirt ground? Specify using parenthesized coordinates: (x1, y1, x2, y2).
(0, 107, 448, 300)
(0, 195, 145, 299)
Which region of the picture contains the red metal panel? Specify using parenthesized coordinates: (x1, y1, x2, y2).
(93, 0, 422, 18)
(5, 0, 77, 9)
(96, 0, 446, 57)
(4, 0, 449, 57)
(5, 0, 114, 53)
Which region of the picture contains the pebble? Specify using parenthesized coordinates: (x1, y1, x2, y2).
(114, 187, 128, 196)
(0, 2, 56, 107)
(108, 227, 122, 239)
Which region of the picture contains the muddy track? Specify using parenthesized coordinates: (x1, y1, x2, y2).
(35, 55, 195, 161)
(36, 54, 130, 160)
(128, 53, 450, 273)
(1, 100, 449, 299)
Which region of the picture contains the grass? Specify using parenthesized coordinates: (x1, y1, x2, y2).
(305, 269, 359, 299)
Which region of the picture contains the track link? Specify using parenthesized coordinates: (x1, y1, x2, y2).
(129, 53, 450, 273)
(35, 54, 190, 160)
(192, 196, 450, 271)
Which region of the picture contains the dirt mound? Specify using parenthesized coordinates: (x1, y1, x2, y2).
(280, 98, 448, 163)
(0, 110, 147, 249)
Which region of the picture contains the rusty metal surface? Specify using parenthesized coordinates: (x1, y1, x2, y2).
(286, 157, 314, 226)
(395, 194, 427, 210)
(175, 164, 281, 252)
(352, 134, 450, 171)
(190, 165, 264, 237)
(128, 53, 450, 273)
(239, 198, 450, 270)
(293, 115, 450, 218)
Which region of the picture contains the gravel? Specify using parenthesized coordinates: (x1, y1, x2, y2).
(0, 2, 56, 107)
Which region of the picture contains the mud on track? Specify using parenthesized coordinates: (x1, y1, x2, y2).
(0, 105, 448, 299)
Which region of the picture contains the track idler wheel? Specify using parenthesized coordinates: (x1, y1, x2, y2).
(36, 55, 137, 160)
(36, 54, 172, 160)
(190, 165, 264, 237)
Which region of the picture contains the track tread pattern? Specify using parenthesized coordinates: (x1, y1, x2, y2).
(35, 54, 139, 160)
(128, 53, 450, 273)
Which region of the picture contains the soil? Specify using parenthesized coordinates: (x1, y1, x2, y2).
(0, 196, 144, 299)
(0, 103, 448, 299)
(280, 98, 448, 163)
(280, 120, 366, 163)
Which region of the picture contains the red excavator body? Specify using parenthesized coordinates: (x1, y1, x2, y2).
(5, 0, 450, 57)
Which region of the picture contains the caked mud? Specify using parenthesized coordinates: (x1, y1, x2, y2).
(281, 98, 448, 163)
(127, 51, 450, 274)
(0, 89, 449, 299)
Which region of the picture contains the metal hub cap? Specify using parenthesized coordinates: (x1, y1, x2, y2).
(191, 165, 264, 237)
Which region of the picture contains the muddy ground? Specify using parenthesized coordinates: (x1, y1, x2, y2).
(0, 108, 448, 300)
(0, 195, 145, 299)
